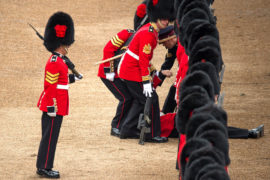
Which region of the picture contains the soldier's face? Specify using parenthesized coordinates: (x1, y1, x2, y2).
(157, 19, 169, 29)
(162, 37, 177, 49)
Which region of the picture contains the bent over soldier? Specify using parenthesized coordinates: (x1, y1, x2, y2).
(98, 29, 134, 137)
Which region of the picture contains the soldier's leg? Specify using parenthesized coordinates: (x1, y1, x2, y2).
(36, 112, 63, 169)
(162, 84, 177, 114)
(101, 78, 132, 130)
(120, 80, 145, 138)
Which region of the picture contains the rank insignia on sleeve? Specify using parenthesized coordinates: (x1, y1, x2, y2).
(143, 44, 151, 54)
(45, 71, 59, 84)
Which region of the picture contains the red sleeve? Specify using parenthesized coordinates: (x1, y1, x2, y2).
(103, 29, 133, 73)
(138, 31, 157, 83)
(44, 58, 59, 107)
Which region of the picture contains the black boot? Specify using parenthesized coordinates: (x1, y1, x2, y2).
(111, 128, 120, 137)
(248, 124, 264, 138)
(36, 168, 60, 178)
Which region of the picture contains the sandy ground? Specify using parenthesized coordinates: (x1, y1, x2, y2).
(0, 0, 269, 179)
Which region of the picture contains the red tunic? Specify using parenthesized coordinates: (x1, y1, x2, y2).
(98, 29, 134, 79)
(118, 23, 159, 83)
(175, 41, 189, 107)
(37, 54, 69, 116)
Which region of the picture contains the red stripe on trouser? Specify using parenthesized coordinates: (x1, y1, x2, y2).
(45, 117, 54, 168)
(110, 81, 125, 128)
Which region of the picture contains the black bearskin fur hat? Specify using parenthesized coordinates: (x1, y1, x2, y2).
(188, 62, 220, 95)
(187, 146, 225, 168)
(178, 8, 210, 45)
(193, 102, 228, 126)
(134, 0, 150, 30)
(196, 163, 230, 180)
(185, 112, 216, 139)
(194, 119, 228, 138)
(178, 0, 212, 26)
(147, 0, 175, 22)
(187, 35, 220, 56)
(179, 71, 215, 101)
(184, 157, 218, 180)
(44, 11, 74, 52)
(176, 87, 211, 134)
(189, 46, 222, 73)
(179, 19, 207, 47)
(186, 22, 219, 53)
(180, 138, 212, 176)
(196, 129, 230, 165)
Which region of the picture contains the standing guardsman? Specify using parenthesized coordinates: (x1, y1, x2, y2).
(118, 0, 175, 142)
(36, 11, 81, 178)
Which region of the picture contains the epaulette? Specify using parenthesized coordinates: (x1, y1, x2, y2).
(149, 26, 154, 33)
(50, 55, 58, 62)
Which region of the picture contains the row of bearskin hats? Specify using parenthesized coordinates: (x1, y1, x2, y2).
(173, 0, 230, 179)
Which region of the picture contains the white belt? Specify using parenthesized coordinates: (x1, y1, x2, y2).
(57, 84, 69, 90)
(126, 49, 139, 60)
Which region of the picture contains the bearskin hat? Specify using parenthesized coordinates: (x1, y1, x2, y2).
(184, 146, 226, 179)
(196, 163, 230, 180)
(187, 146, 225, 168)
(189, 46, 222, 73)
(178, 8, 210, 45)
(176, 87, 211, 134)
(184, 157, 218, 180)
(188, 62, 220, 95)
(194, 119, 228, 138)
(193, 102, 228, 126)
(186, 162, 229, 180)
(195, 129, 230, 165)
(44, 11, 74, 52)
(147, 0, 175, 22)
(187, 35, 220, 56)
(185, 112, 216, 139)
(180, 138, 212, 176)
(134, 0, 150, 30)
(178, 0, 212, 26)
(179, 19, 209, 47)
(186, 22, 219, 53)
(179, 71, 215, 101)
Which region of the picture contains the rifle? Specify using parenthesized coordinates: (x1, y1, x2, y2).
(217, 92, 225, 107)
(137, 97, 152, 145)
(219, 64, 225, 84)
(28, 23, 83, 79)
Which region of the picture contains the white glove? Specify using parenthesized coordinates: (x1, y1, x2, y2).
(47, 106, 57, 117)
(75, 74, 83, 81)
(106, 72, 115, 82)
(143, 83, 153, 97)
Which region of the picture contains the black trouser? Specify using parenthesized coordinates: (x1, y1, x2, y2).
(36, 112, 63, 169)
(120, 80, 161, 137)
(101, 78, 132, 130)
(228, 126, 249, 139)
(162, 84, 177, 114)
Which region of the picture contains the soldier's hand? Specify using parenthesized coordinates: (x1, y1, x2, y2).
(143, 83, 153, 97)
(161, 70, 173, 78)
(106, 72, 115, 82)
